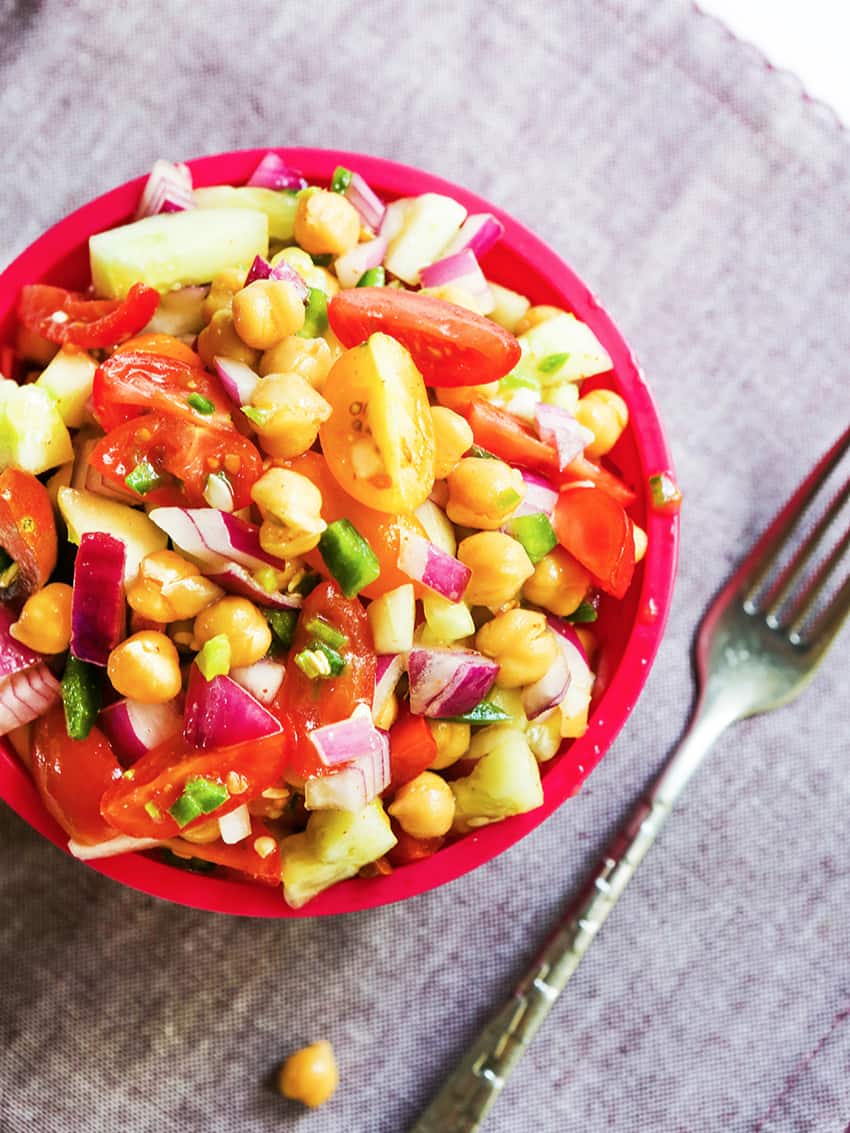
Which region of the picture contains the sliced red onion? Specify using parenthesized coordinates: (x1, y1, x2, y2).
(513, 470, 559, 519)
(344, 172, 386, 231)
(440, 213, 505, 259)
(135, 160, 195, 219)
(548, 617, 594, 719)
(183, 666, 282, 750)
(246, 152, 307, 190)
(309, 702, 383, 768)
(230, 658, 285, 705)
(535, 404, 594, 471)
(522, 642, 570, 720)
(99, 697, 181, 767)
(148, 507, 287, 575)
(333, 235, 387, 289)
(305, 725, 390, 812)
(373, 653, 404, 719)
(0, 664, 60, 736)
(213, 356, 260, 408)
(206, 562, 302, 610)
(71, 532, 126, 667)
(243, 254, 309, 300)
(397, 530, 470, 603)
(203, 473, 234, 513)
(406, 647, 498, 718)
(0, 605, 42, 677)
(218, 803, 252, 844)
(547, 616, 590, 665)
(68, 834, 163, 860)
(419, 249, 494, 313)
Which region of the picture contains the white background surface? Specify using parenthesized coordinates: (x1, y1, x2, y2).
(699, 0, 850, 125)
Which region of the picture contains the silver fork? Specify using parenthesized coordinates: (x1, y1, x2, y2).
(409, 425, 850, 1133)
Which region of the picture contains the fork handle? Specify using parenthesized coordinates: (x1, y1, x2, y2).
(407, 696, 737, 1133)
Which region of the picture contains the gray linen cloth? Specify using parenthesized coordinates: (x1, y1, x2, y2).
(1, 1, 848, 1130)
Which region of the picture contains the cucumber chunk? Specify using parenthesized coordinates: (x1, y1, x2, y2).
(36, 347, 97, 428)
(57, 487, 168, 584)
(451, 727, 543, 834)
(193, 186, 298, 242)
(0, 381, 73, 474)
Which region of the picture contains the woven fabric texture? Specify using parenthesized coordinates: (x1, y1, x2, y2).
(0, 1, 848, 1130)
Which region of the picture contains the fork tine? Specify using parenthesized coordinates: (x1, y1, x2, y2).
(787, 522, 850, 641)
(802, 572, 850, 655)
(762, 474, 850, 623)
(741, 425, 850, 610)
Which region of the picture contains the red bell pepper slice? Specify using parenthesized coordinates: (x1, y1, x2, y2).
(17, 282, 160, 349)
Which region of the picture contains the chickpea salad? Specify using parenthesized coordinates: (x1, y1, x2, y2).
(0, 153, 662, 909)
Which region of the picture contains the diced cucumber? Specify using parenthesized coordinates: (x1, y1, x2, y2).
(89, 208, 269, 298)
(367, 583, 415, 654)
(517, 313, 611, 385)
(379, 197, 414, 245)
(451, 728, 543, 834)
(414, 499, 456, 556)
(280, 799, 397, 908)
(144, 285, 206, 337)
(0, 381, 73, 474)
(421, 594, 475, 644)
(57, 487, 168, 584)
(36, 347, 97, 428)
(541, 382, 580, 413)
(193, 186, 298, 242)
(384, 193, 468, 284)
(526, 710, 563, 762)
(487, 282, 531, 333)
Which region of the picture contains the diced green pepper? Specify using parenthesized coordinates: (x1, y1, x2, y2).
(305, 615, 347, 649)
(241, 406, 275, 427)
(499, 371, 539, 392)
(298, 287, 328, 338)
(649, 472, 683, 513)
(318, 518, 380, 598)
(265, 608, 299, 651)
(442, 700, 512, 725)
(167, 775, 229, 828)
(125, 459, 163, 496)
(565, 601, 598, 624)
(330, 166, 352, 194)
(537, 351, 571, 374)
(60, 655, 102, 740)
(503, 513, 557, 564)
(196, 634, 231, 680)
(468, 445, 499, 460)
(357, 266, 386, 287)
(186, 392, 215, 415)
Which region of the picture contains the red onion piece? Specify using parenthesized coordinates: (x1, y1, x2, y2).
(205, 562, 302, 610)
(373, 653, 404, 718)
(99, 697, 181, 767)
(304, 721, 390, 812)
(419, 249, 492, 312)
(0, 664, 60, 736)
(440, 212, 505, 260)
(344, 172, 386, 231)
(71, 532, 126, 667)
(213, 357, 260, 407)
(0, 605, 42, 678)
(535, 404, 594, 471)
(547, 616, 590, 664)
(397, 531, 470, 603)
(333, 235, 387, 289)
(135, 160, 195, 219)
(548, 617, 595, 720)
(230, 658, 285, 705)
(406, 647, 498, 718)
(309, 702, 384, 768)
(522, 642, 570, 720)
(243, 255, 309, 300)
(246, 152, 307, 190)
(513, 470, 559, 519)
(68, 834, 163, 861)
(183, 666, 282, 750)
(218, 803, 251, 844)
(148, 507, 287, 575)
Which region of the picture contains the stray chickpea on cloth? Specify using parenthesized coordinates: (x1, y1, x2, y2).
(277, 1040, 339, 1108)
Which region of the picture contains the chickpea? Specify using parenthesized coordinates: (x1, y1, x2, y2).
(231, 279, 306, 351)
(294, 189, 360, 257)
(633, 523, 648, 564)
(427, 720, 471, 770)
(251, 467, 326, 558)
(457, 532, 534, 608)
(388, 771, 455, 838)
(259, 335, 333, 388)
(127, 550, 224, 623)
(192, 596, 271, 668)
(476, 608, 559, 688)
(446, 458, 525, 529)
(522, 546, 590, 617)
(201, 267, 246, 323)
(247, 372, 332, 459)
(197, 309, 260, 369)
(271, 248, 339, 298)
(574, 389, 628, 458)
(179, 818, 221, 845)
(10, 583, 72, 654)
(514, 304, 566, 336)
(277, 1040, 338, 1109)
(107, 631, 182, 704)
(430, 406, 474, 479)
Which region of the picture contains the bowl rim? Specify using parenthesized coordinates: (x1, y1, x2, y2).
(0, 147, 679, 917)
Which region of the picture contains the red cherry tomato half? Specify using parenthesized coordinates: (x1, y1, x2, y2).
(0, 468, 57, 598)
(328, 288, 521, 387)
(387, 824, 443, 867)
(553, 484, 635, 599)
(166, 816, 281, 886)
(272, 582, 376, 782)
(92, 350, 234, 433)
(31, 708, 122, 845)
(17, 283, 159, 349)
(387, 707, 437, 793)
(89, 411, 264, 510)
(100, 731, 290, 840)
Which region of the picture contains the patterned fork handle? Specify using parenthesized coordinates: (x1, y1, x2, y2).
(408, 693, 738, 1133)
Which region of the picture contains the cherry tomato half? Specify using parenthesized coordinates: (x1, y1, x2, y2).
(31, 708, 122, 844)
(166, 816, 281, 885)
(89, 412, 264, 510)
(92, 350, 234, 433)
(0, 469, 57, 598)
(387, 707, 437, 793)
(17, 283, 159, 349)
(553, 484, 635, 599)
(113, 333, 203, 367)
(273, 582, 376, 782)
(328, 288, 521, 387)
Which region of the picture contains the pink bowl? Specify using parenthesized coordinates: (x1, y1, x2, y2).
(0, 149, 679, 916)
